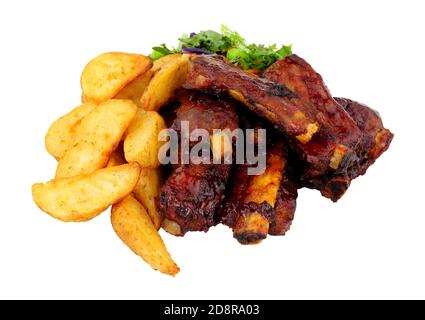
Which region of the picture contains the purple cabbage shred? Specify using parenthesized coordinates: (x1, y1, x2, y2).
(181, 47, 211, 55)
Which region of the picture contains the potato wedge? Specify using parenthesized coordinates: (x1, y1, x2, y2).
(32, 163, 141, 222)
(150, 53, 183, 72)
(140, 54, 189, 111)
(124, 109, 166, 168)
(56, 100, 137, 178)
(45, 102, 97, 160)
(114, 69, 153, 106)
(81, 52, 152, 104)
(111, 195, 179, 276)
(133, 167, 163, 230)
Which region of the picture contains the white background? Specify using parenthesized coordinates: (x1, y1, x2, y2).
(1, 0, 424, 299)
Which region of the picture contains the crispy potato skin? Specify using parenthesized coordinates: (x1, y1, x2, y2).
(32, 163, 141, 222)
(56, 100, 137, 178)
(114, 69, 154, 106)
(45, 103, 97, 160)
(111, 195, 179, 276)
(81, 52, 152, 104)
(140, 54, 189, 111)
(151, 54, 183, 72)
(124, 109, 166, 168)
(106, 145, 164, 229)
(133, 167, 164, 230)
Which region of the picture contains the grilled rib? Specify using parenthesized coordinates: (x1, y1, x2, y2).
(219, 137, 288, 244)
(159, 91, 238, 234)
(183, 54, 319, 143)
(335, 97, 394, 174)
(268, 166, 298, 236)
(263, 55, 366, 201)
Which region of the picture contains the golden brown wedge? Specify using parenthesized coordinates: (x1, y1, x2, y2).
(32, 163, 140, 222)
(45, 102, 97, 160)
(81, 52, 152, 104)
(111, 195, 179, 276)
(56, 100, 137, 178)
(140, 54, 189, 111)
(114, 69, 154, 106)
(150, 53, 183, 72)
(123, 109, 166, 168)
(133, 167, 164, 230)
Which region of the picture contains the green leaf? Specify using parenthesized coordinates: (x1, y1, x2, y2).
(149, 26, 293, 69)
(277, 45, 292, 58)
(149, 44, 176, 60)
(220, 24, 246, 47)
(226, 48, 250, 69)
(179, 30, 232, 53)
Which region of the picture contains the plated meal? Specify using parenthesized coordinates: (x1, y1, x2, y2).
(32, 26, 393, 276)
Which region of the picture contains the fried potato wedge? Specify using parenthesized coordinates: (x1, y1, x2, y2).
(45, 102, 97, 160)
(140, 54, 189, 111)
(150, 53, 183, 72)
(124, 109, 166, 168)
(133, 167, 163, 230)
(81, 52, 152, 104)
(32, 163, 141, 222)
(56, 100, 137, 178)
(111, 195, 179, 276)
(114, 69, 154, 106)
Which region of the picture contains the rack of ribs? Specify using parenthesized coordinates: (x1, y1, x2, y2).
(184, 54, 367, 200)
(161, 54, 392, 242)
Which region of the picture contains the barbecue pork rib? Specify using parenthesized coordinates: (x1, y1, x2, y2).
(263, 55, 368, 200)
(172, 90, 239, 139)
(160, 163, 232, 234)
(159, 91, 239, 234)
(312, 98, 394, 199)
(183, 54, 319, 143)
(220, 136, 297, 244)
(268, 166, 298, 236)
(232, 141, 285, 244)
(335, 97, 394, 175)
